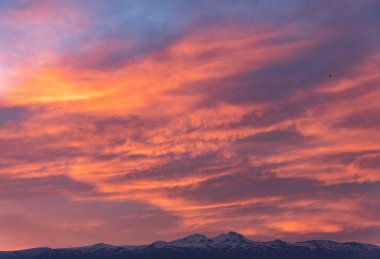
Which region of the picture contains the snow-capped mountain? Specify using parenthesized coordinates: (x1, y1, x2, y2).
(1, 231, 379, 259)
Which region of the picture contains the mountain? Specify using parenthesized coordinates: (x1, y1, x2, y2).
(1, 231, 379, 259)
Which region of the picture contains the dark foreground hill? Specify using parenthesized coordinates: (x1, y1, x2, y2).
(1, 232, 379, 259)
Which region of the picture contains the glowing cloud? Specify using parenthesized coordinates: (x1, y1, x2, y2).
(0, 0, 380, 250)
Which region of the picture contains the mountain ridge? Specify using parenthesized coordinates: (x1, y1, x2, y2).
(1, 231, 379, 259)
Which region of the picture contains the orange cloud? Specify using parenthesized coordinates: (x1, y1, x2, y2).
(1, 0, 380, 250)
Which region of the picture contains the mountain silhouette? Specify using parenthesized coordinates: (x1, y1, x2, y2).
(1, 231, 379, 259)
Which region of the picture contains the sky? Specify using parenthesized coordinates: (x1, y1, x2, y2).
(0, 0, 380, 251)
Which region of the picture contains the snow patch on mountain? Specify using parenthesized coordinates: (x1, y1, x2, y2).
(1, 231, 379, 259)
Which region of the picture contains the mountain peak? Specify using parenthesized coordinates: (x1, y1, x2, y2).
(168, 233, 211, 248)
(270, 239, 288, 245)
(181, 233, 209, 241)
(213, 231, 247, 240)
(73, 243, 116, 252)
(226, 231, 245, 237)
(93, 243, 110, 247)
(211, 231, 251, 247)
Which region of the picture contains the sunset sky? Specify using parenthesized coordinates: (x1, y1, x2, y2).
(1, 0, 380, 250)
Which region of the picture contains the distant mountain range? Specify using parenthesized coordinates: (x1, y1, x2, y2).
(1, 231, 379, 259)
